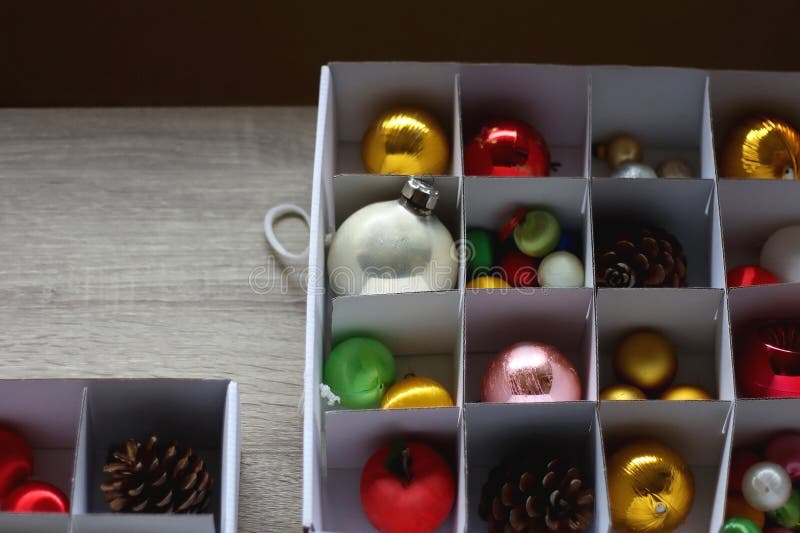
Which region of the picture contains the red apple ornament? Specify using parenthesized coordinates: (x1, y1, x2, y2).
(464, 120, 551, 176)
(360, 440, 455, 533)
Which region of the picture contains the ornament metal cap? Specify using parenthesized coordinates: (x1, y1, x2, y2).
(401, 177, 439, 212)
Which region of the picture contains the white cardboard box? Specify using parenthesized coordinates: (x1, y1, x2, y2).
(0, 379, 239, 533)
(303, 63, 800, 533)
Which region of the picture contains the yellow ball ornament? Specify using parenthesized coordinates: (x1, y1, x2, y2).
(608, 440, 695, 533)
(720, 115, 800, 179)
(466, 276, 511, 289)
(600, 384, 647, 401)
(614, 330, 677, 393)
(660, 385, 712, 400)
(361, 107, 449, 175)
(380, 375, 454, 409)
(595, 134, 644, 170)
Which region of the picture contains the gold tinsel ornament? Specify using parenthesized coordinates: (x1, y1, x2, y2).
(720, 115, 800, 179)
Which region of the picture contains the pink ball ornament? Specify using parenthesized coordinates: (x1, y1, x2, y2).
(766, 432, 800, 482)
(480, 342, 581, 403)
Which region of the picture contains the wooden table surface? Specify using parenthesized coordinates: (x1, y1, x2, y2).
(0, 107, 316, 532)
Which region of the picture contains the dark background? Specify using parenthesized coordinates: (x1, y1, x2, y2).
(3, 0, 800, 106)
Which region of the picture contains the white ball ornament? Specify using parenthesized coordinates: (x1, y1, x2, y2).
(741, 461, 792, 511)
(538, 251, 584, 288)
(760, 225, 800, 283)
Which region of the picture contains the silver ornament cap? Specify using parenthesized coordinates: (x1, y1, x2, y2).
(401, 177, 439, 211)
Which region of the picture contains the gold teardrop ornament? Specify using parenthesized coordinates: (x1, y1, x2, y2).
(380, 375, 454, 409)
(720, 115, 800, 179)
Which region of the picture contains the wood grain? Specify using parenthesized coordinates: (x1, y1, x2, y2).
(0, 107, 316, 532)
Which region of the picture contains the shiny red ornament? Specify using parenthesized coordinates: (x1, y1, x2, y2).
(727, 265, 778, 287)
(736, 320, 800, 398)
(499, 251, 539, 287)
(464, 120, 551, 176)
(0, 428, 33, 499)
(1, 481, 69, 513)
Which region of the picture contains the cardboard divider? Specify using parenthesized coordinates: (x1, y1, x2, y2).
(464, 402, 602, 532)
(591, 178, 722, 288)
(717, 180, 800, 275)
(596, 289, 732, 400)
(599, 401, 732, 532)
(327, 62, 460, 176)
(459, 64, 590, 178)
(463, 177, 593, 287)
(590, 67, 709, 179)
(464, 288, 596, 402)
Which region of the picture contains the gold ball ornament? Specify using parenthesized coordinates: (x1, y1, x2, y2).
(595, 134, 644, 170)
(720, 115, 800, 179)
(614, 330, 677, 393)
(600, 384, 647, 401)
(361, 107, 449, 175)
(466, 276, 511, 289)
(608, 440, 695, 533)
(660, 385, 712, 400)
(380, 375, 454, 409)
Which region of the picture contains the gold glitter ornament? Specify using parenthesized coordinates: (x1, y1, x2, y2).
(720, 115, 800, 179)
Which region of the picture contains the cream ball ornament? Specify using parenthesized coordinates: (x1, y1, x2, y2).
(760, 225, 800, 283)
(538, 251, 584, 288)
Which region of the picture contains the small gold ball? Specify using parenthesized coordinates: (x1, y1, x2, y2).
(361, 107, 449, 175)
(466, 276, 511, 289)
(660, 385, 712, 400)
(597, 134, 643, 170)
(614, 330, 677, 392)
(600, 384, 647, 401)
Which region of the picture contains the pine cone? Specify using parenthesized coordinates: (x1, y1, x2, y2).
(479, 453, 593, 532)
(595, 223, 687, 288)
(101, 435, 212, 514)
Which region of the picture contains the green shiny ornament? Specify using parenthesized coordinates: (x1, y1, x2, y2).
(769, 489, 800, 528)
(466, 228, 494, 277)
(513, 210, 561, 258)
(722, 517, 761, 533)
(323, 337, 396, 409)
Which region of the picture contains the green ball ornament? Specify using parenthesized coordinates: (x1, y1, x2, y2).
(466, 228, 494, 277)
(769, 489, 800, 528)
(513, 210, 561, 258)
(324, 337, 396, 409)
(722, 517, 762, 533)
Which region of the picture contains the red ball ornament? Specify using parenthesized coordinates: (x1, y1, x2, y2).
(1, 481, 69, 513)
(360, 440, 455, 533)
(737, 320, 800, 398)
(464, 120, 551, 176)
(499, 251, 539, 287)
(0, 428, 33, 499)
(727, 265, 778, 287)
(729, 449, 760, 493)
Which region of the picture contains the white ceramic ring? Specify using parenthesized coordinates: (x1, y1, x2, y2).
(263, 204, 310, 263)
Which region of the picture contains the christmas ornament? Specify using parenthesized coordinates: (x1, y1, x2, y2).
(730, 449, 761, 493)
(607, 440, 694, 533)
(760, 225, 800, 283)
(380, 375, 454, 409)
(0, 427, 33, 499)
(728, 265, 779, 287)
(362, 108, 449, 175)
(726, 493, 765, 527)
(660, 384, 712, 400)
(610, 162, 658, 179)
(736, 320, 800, 398)
(742, 461, 792, 511)
(720, 115, 800, 179)
(1, 481, 69, 513)
(327, 178, 457, 296)
(499, 251, 539, 287)
(765, 433, 800, 481)
(466, 276, 511, 289)
(466, 228, 494, 278)
(556, 231, 580, 254)
(722, 517, 763, 533)
(538, 251, 584, 288)
(595, 222, 688, 288)
(324, 337, 396, 409)
(101, 435, 212, 513)
(360, 440, 454, 533)
(479, 453, 594, 532)
(464, 119, 551, 176)
(769, 489, 800, 528)
(481, 342, 581, 403)
(614, 330, 677, 393)
(513, 210, 561, 258)
(595, 134, 643, 170)
(656, 160, 693, 178)
(599, 384, 647, 400)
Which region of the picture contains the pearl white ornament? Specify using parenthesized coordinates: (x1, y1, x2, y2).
(742, 461, 792, 511)
(760, 225, 800, 283)
(538, 251, 584, 288)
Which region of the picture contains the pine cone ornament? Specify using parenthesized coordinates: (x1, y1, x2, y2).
(479, 454, 594, 532)
(101, 435, 212, 514)
(595, 223, 687, 288)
